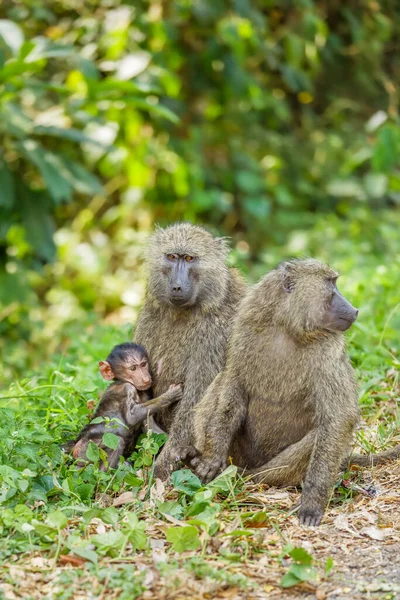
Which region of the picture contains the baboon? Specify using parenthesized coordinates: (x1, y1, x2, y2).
(190, 259, 400, 526)
(71, 343, 183, 469)
(133, 222, 247, 479)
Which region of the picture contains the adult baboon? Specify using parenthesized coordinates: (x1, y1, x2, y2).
(191, 259, 400, 526)
(134, 222, 246, 479)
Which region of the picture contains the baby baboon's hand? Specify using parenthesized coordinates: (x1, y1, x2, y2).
(298, 505, 323, 527)
(191, 456, 227, 483)
(167, 383, 183, 401)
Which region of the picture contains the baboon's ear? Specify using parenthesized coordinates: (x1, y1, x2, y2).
(215, 236, 230, 254)
(99, 361, 114, 381)
(282, 263, 295, 293)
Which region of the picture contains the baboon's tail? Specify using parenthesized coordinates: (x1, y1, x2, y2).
(342, 444, 400, 468)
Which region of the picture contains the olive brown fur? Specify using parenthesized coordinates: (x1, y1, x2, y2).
(191, 259, 400, 526)
(133, 222, 247, 479)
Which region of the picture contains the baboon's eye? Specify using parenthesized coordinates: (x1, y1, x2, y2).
(166, 253, 178, 261)
(130, 365, 137, 371)
(185, 255, 194, 262)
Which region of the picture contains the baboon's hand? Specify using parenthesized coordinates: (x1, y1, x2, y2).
(167, 383, 183, 402)
(173, 445, 199, 467)
(191, 456, 227, 483)
(298, 505, 323, 527)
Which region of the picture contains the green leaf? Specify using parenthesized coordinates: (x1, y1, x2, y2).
(170, 469, 202, 496)
(0, 161, 15, 208)
(91, 530, 126, 556)
(47, 511, 68, 530)
(372, 124, 400, 172)
(33, 125, 112, 148)
(289, 547, 313, 564)
(19, 140, 73, 203)
(289, 563, 318, 582)
(102, 432, 120, 450)
(166, 525, 201, 553)
(185, 489, 213, 518)
(158, 501, 185, 520)
(325, 556, 334, 574)
(71, 547, 98, 564)
(15, 186, 56, 261)
(208, 465, 238, 494)
(0, 20, 24, 54)
(124, 514, 147, 551)
(242, 511, 269, 528)
(280, 572, 301, 588)
(86, 441, 100, 462)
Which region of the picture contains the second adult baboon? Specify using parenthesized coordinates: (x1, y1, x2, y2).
(190, 259, 400, 526)
(134, 222, 247, 479)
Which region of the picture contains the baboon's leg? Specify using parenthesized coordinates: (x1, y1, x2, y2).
(246, 430, 316, 487)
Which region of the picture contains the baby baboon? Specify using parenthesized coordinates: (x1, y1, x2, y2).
(191, 259, 400, 526)
(71, 343, 182, 469)
(134, 222, 246, 479)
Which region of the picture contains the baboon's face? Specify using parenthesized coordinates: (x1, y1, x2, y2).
(162, 252, 199, 306)
(280, 260, 359, 334)
(321, 280, 359, 332)
(99, 352, 152, 391)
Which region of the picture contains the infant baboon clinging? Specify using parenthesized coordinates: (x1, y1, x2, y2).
(71, 343, 182, 469)
(191, 259, 400, 526)
(134, 222, 246, 479)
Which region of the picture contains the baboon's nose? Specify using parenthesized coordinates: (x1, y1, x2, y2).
(172, 285, 182, 292)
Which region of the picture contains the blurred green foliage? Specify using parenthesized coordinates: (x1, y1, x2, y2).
(0, 0, 399, 379)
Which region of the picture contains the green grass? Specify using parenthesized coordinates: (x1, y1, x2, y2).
(1, 210, 400, 598)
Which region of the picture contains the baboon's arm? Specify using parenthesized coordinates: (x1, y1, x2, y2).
(190, 373, 248, 482)
(297, 373, 358, 527)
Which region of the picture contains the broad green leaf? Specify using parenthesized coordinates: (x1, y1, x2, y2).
(289, 563, 318, 582)
(185, 489, 213, 517)
(71, 547, 98, 564)
(372, 124, 400, 172)
(280, 572, 301, 588)
(166, 525, 201, 553)
(171, 470, 202, 496)
(18, 140, 72, 203)
(102, 432, 120, 450)
(0, 161, 15, 208)
(124, 514, 147, 551)
(157, 501, 184, 520)
(0, 20, 24, 54)
(208, 465, 238, 494)
(289, 547, 313, 564)
(47, 511, 68, 530)
(91, 530, 126, 556)
(86, 441, 100, 462)
(16, 187, 56, 261)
